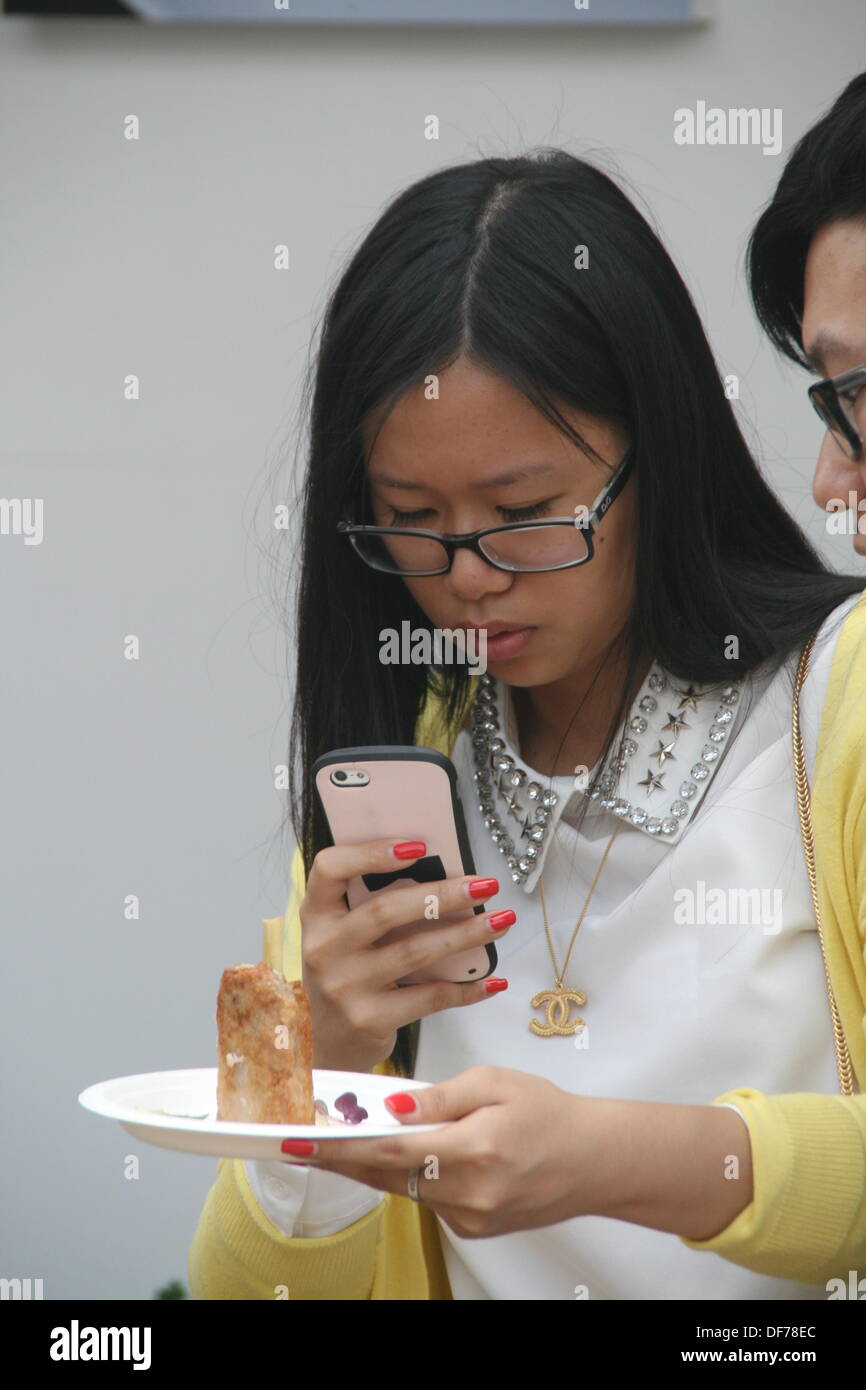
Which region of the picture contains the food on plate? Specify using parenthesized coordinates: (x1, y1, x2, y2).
(313, 1094, 369, 1126)
(216, 962, 315, 1124)
(335, 1091, 369, 1123)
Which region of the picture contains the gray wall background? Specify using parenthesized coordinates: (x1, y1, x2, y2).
(2, 1, 865, 1301)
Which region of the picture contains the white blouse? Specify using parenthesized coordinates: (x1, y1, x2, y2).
(246, 591, 861, 1298)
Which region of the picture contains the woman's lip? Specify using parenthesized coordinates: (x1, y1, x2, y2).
(463, 623, 534, 636)
(482, 626, 536, 659)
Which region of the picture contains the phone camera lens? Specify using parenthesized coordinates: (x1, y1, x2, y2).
(334, 770, 347, 781)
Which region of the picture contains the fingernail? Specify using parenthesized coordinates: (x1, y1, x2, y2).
(485, 978, 508, 995)
(468, 876, 499, 899)
(384, 1092, 418, 1114)
(393, 841, 426, 860)
(281, 1139, 317, 1156)
(488, 909, 516, 931)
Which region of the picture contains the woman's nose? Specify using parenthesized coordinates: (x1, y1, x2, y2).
(813, 433, 866, 518)
(444, 546, 514, 600)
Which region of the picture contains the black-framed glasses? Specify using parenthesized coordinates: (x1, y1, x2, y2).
(808, 362, 866, 461)
(337, 445, 636, 576)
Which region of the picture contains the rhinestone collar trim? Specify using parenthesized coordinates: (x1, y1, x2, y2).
(468, 665, 744, 887)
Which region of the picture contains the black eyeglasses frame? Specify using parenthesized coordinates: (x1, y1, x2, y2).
(337, 444, 636, 576)
(808, 362, 866, 461)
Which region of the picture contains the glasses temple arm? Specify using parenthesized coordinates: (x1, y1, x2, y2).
(586, 447, 635, 525)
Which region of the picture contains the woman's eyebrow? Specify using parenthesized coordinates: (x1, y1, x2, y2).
(805, 329, 866, 376)
(368, 461, 556, 490)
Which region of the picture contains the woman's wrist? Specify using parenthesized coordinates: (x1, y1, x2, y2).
(578, 1094, 754, 1240)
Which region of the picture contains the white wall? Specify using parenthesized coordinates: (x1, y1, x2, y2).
(2, 0, 864, 1300)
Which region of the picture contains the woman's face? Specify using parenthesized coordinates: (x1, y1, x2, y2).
(360, 356, 638, 691)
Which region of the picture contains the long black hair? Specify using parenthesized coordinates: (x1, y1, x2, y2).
(748, 71, 866, 368)
(282, 149, 864, 1077)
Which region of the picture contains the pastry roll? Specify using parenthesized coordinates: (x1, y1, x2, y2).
(216, 962, 315, 1124)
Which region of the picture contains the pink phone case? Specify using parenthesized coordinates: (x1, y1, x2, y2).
(312, 747, 497, 985)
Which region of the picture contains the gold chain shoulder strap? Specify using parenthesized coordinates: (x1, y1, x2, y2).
(792, 633, 856, 1096)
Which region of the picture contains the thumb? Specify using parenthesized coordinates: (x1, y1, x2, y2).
(383, 1067, 499, 1124)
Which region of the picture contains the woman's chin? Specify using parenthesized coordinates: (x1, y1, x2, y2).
(481, 651, 552, 686)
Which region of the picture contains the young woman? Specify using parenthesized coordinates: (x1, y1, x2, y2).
(189, 150, 866, 1301)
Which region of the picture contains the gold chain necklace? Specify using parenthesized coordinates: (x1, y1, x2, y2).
(530, 820, 623, 1036)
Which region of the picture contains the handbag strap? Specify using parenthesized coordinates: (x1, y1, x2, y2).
(792, 633, 856, 1096)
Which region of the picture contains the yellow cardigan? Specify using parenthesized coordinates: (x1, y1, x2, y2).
(188, 596, 866, 1298)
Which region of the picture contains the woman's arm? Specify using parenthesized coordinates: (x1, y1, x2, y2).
(674, 1088, 866, 1283)
(593, 1088, 866, 1282)
(589, 1096, 753, 1241)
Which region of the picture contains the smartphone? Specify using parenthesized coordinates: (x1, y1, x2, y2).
(312, 746, 497, 986)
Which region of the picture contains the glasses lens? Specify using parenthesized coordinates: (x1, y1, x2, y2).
(479, 522, 590, 572)
(831, 425, 860, 460)
(811, 386, 860, 459)
(835, 391, 863, 458)
(350, 531, 449, 574)
(348, 521, 592, 574)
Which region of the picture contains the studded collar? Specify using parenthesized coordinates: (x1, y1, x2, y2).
(464, 663, 745, 892)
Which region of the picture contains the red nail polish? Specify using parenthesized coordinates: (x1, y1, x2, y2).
(281, 1139, 316, 1155)
(394, 841, 426, 860)
(384, 1092, 418, 1114)
(468, 877, 499, 899)
(485, 978, 508, 995)
(488, 909, 515, 931)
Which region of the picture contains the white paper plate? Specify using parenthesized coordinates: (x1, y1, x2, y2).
(78, 1068, 447, 1159)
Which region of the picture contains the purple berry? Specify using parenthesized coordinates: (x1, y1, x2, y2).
(345, 1105, 367, 1124)
(335, 1092, 357, 1115)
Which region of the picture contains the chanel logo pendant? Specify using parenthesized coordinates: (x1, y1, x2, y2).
(530, 987, 588, 1036)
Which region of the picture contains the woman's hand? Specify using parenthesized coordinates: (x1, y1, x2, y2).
(299, 840, 512, 1074)
(281, 1065, 755, 1242)
(283, 1065, 609, 1238)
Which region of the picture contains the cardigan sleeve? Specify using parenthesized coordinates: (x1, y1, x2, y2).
(187, 1150, 392, 1300)
(187, 1046, 451, 1298)
(187, 1028, 399, 1299)
(678, 595, 866, 1284)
